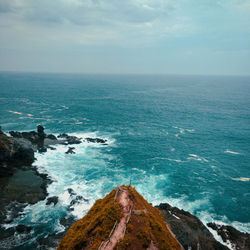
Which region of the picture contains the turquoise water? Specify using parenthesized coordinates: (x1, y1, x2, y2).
(0, 72, 250, 248)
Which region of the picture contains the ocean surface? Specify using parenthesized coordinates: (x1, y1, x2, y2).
(0, 72, 250, 248)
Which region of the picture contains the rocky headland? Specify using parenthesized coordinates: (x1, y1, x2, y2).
(58, 186, 183, 250)
(58, 186, 250, 250)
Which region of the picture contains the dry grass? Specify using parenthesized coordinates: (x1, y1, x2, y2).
(57, 186, 182, 250)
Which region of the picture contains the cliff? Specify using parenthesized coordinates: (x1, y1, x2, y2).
(58, 186, 183, 250)
(0, 126, 34, 177)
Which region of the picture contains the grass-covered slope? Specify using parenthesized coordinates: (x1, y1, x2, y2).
(57, 186, 182, 250)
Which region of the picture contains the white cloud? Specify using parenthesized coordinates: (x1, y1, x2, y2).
(0, 0, 195, 46)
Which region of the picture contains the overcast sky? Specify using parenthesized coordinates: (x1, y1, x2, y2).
(0, 0, 249, 75)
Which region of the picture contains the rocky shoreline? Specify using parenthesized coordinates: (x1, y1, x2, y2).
(0, 125, 109, 249)
(0, 126, 249, 249)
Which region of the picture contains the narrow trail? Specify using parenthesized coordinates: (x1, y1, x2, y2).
(99, 187, 182, 250)
(100, 187, 132, 250)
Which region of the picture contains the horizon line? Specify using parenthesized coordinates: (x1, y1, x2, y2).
(0, 70, 250, 77)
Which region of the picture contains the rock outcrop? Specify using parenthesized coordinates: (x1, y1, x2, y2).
(0, 126, 34, 177)
(157, 203, 229, 250)
(58, 186, 183, 250)
(8, 125, 108, 153)
(207, 223, 250, 250)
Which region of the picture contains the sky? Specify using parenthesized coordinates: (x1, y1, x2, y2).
(0, 0, 249, 75)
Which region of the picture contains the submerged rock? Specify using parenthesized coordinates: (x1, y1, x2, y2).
(57, 134, 82, 144)
(85, 137, 107, 143)
(16, 224, 32, 233)
(65, 147, 75, 154)
(46, 196, 59, 206)
(207, 223, 250, 250)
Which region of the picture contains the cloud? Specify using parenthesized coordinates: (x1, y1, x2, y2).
(0, 0, 194, 46)
(0, 0, 248, 74)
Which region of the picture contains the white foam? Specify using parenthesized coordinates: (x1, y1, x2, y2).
(231, 177, 250, 182)
(132, 168, 146, 174)
(6, 130, 123, 240)
(197, 210, 250, 249)
(166, 158, 182, 163)
(224, 150, 241, 155)
(8, 110, 22, 115)
(173, 126, 195, 134)
(186, 129, 195, 133)
(151, 157, 183, 163)
(188, 154, 208, 162)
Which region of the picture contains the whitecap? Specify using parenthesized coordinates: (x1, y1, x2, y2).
(132, 168, 146, 174)
(8, 110, 22, 115)
(188, 154, 208, 162)
(179, 128, 185, 134)
(224, 150, 240, 155)
(232, 177, 250, 182)
(166, 158, 182, 163)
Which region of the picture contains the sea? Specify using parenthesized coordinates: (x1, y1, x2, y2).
(0, 72, 250, 249)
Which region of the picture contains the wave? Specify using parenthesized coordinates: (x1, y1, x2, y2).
(232, 177, 250, 182)
(135, 174, 250, 244)
(8, 110, 22, 115)
(132, 168, 146, 174)
(173, 126, 195, 135)
(224, 150, 241, 155)
(4, 130, 123, 249)
(4, 131, 249, 248)
(187, 154, 208, 162)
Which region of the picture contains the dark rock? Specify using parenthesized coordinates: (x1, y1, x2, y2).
(16, 224, 32, 233)
(85, 137, 107, 143)
(67, 188, 76, 196)
(9, 127, 82, 153)
(57, 133, 68, 138)
(9, 131, 23, 138)
(207, 223, 250, 250)
(76, 195, 83, 201)
(0, 130, 35, 177)
(0, 226, 15, 240)
(47, 134, 57, 140)
(60, 216, 76, 228)
(58, 134, 81, 144)
(46, 196, 59, 206)
(37, 125, 45, 138)
(65, 147, 75, 154)
(38, 147, 47, 153)
(157, 203, 229, 250)
(36, 215, 76, 249)
(70, 195, 88, 207)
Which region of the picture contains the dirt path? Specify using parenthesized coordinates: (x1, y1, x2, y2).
(100, 187, 131, 250)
